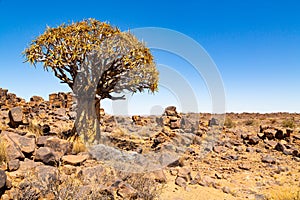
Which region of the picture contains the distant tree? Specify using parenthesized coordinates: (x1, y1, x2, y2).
(23, 18, 159, 144)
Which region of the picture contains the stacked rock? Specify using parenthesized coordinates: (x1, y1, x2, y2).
(160, 106, 181, 130)
(132, 115, 149, 126)
(49, 92, 74, 110)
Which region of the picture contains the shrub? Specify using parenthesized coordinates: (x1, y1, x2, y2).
(245, 119, 256, 126)
(120, 172, 163, 200)
(282, 119, 295, 129)
(224, 117, 236, 128)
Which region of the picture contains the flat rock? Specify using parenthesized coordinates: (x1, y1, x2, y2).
(4, 131, 35, 154)
(238, 163, 251, 170)
(62, 154, 88, 165)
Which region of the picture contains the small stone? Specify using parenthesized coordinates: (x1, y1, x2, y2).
(222, 186, 231, 194)
(177, 167, 192, 182)
(151, 170, 167, 183)
(286, 128, 293, 137)
(239, 163, 251, 170)
(190, 173, 201, 185)
(246, 147, 254, 153)
(275, 142, 285, 152)
(175, 176, 187, 187)
(265, 140, 277, 149)
(275, 129, 285, 140)
(117, 182, 137, 199)
(215, 172, 223, 179)
(199, 175, 215, 187)
(42, 124, 50, 134)
(261, 155, 276, 164)
(248, 136, 260, 145)
(234, 146, 244, 152)
(257, 132, 265, 139)
(8, 159, 20, 171)
(264, 129, 276, 140)
(213, 146, 227, 154)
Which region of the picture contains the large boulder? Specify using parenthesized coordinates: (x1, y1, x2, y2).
(8, 107, 23, 128)
(0, 131, 25, 161)
(4, 131, 35, 154)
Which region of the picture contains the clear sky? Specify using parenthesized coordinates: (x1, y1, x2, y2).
(0, 0, 300, 114)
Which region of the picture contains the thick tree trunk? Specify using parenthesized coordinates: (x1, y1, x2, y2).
(71, 97, 101, 146)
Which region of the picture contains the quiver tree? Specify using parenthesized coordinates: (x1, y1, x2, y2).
(23, 19, 159, 145)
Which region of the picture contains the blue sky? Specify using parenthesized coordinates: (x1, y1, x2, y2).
(0, 0, 300, 114)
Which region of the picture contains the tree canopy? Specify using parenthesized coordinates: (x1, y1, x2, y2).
(23, 18, 159, 100)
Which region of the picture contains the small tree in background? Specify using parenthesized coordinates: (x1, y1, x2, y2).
(23, 18, 159, 144)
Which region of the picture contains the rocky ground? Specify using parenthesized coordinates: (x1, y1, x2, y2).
(0, 88, 300, 200)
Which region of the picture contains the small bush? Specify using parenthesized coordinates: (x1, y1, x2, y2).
(245, 119, 256, 126)
(224, 117, 236, 128)
(282, 119, 295, 129)
(120, 172, 163, 200)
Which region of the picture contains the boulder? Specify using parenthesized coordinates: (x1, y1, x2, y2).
(0, 132, 25, 161)
(44, 137, 72, 157)
(248, 136, 260, 145)
(4, 131, 35, 154)
(8, 107, 23, 128)
(275, 142, 286, 152)
(275, 129, 285, 140)
(264, 129, 276, 140)
(35, 147, 57, 166)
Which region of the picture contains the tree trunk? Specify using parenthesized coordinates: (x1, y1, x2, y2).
(72, 97, 101, 146)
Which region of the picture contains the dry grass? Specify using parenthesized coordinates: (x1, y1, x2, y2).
(0, 139, 7, 164)
(119, 172, 164, 200)
(18, 172, 114, 200)
(25, 118, 43, 137)
(266, 186, 300, 200)
(71, 136, 87, 154)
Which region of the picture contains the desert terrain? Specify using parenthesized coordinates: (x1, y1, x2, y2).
(0, 88, 299, 200)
